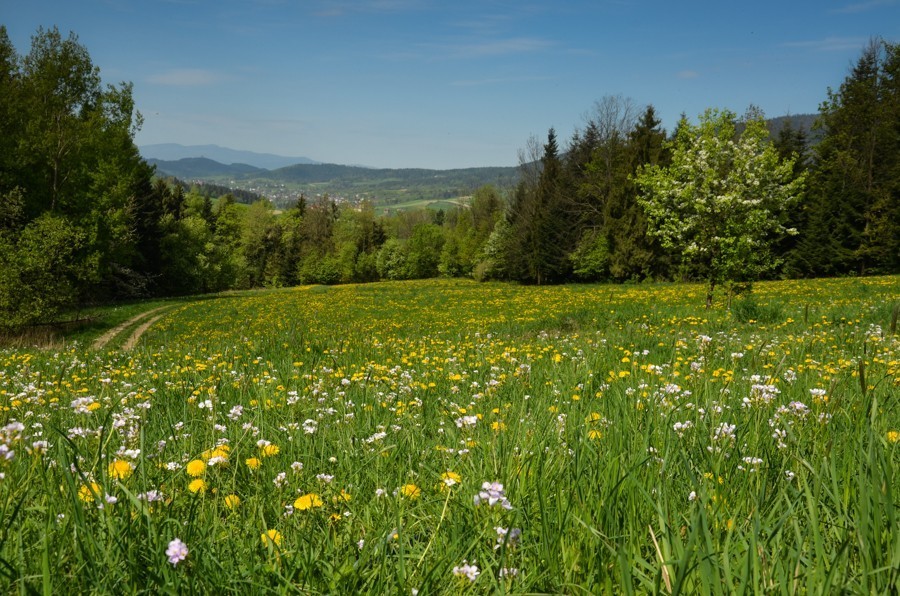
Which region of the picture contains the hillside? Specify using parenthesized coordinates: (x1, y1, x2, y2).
(145, 157, 265, 178)
(148, 158, 521, 207)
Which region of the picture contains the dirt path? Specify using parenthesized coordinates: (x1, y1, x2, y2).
(121, 312, 169, 350)
(92, 305, 171, 351)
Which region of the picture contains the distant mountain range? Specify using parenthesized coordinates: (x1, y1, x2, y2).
(139, 144, 319, 170)
(144, 114, 819, 207)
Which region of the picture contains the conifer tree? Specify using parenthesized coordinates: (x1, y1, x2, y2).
(792, 39, 900, 276)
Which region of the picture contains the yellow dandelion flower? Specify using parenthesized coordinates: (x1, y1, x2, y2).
(399, 484, 421, 500)
(293, 493, 324, 510)
(107, 459, 133, 480)
(261, 529, 282, 547)
(78, 482, 101, 503)
(202, 445, 230, 461)
(588, 429, 603, 440)
(888, 430, 900, 443)
(186, 459, 207, 477)
(333, 489, 352, 503)
(223, 494, 241, 509)
(260, 444, 280, 457)
(245, 457, 261, 470)
(439, 471, 461, 491)
(491, 421, 507, 432)
(188, 478, 208, 493)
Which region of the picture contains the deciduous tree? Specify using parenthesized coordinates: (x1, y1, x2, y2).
(636, 109, 805, 308)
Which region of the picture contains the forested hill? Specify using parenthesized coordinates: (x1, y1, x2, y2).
(145, 157, 266, 178)
(148, 158, 521, 205)
(269, 163, 519, 188)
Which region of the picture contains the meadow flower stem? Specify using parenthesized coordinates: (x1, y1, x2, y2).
(416, 487, 452, 571)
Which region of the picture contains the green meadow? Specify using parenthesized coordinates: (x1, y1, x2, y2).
(1, 277, 898, 594)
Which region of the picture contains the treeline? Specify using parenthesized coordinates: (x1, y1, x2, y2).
(1, 27, 898, 331)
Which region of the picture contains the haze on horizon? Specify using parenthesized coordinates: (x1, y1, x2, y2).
(4, 0, 900, 170)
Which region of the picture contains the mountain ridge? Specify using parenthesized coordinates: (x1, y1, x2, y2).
(139, 143, 319, 170)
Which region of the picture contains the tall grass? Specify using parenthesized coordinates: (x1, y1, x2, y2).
(0, 276, 897, 593)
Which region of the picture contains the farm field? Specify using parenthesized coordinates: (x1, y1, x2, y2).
(1, 277, 898, 593)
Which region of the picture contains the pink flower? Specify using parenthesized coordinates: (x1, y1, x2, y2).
(166, 538, 188, 566)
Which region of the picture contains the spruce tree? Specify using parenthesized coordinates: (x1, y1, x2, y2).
(792, 39, 900, 276)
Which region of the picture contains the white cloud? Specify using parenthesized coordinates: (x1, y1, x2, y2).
(781, 37, 868, 52)
(146, 69, 227, 86)
(830, 0, 897, 13)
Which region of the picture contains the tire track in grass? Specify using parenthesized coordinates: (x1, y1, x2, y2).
(122, 312, 170, 350)
(91, 306, 171, 351)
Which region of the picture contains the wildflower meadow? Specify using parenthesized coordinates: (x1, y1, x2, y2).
(1, 277, 898, 593)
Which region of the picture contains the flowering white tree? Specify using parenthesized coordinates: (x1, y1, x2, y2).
(636, 109, 805, 308)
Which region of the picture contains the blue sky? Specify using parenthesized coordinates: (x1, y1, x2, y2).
(3, 0, 899, 169)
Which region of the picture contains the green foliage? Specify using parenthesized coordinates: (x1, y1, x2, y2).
(405, 223, 444, 279)
(376, 238, 409, 280)
(569, 229, 610, 281)
(0, 214, 87, 329)
(297, 253, 342, 285)
(790, 39, 900, 277)
(636, 108, 806, 306)
(503, 129, 575, 284)
(0, 26, 156, 325)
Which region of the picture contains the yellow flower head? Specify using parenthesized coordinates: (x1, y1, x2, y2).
(440, 471, 461, 489)
(108, 459, 133, 480)
(78, 482, 101, 502)
(186, 459, 207, 477)
(202, 445, 230, 461)
(260, 444, 280, 458)
(261, 529, 282, 547)
(399, 483, 421, 500)
(188, 478, 208, 494)
(888, 430, 900, 444)
(223, 494, 241, 509)
(293, 493, 324, 511)
(245, 457, 261, 470)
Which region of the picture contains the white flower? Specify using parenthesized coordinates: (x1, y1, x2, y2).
(166, 538, 188, 566)
(455, 415, 478, 429)
(452, 560, 480, 582)
(474, 481, 512, 510)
